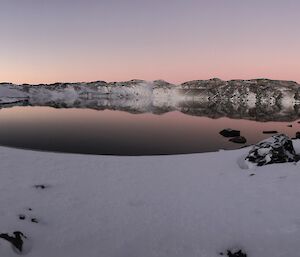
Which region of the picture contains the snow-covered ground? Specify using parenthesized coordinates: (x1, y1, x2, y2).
(1, 142, 300, 256)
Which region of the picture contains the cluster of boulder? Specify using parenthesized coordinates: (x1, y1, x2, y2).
(220, 127, 300, 166)
(245, 134, 300, 166)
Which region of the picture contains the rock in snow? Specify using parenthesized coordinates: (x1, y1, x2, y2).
(0, 231, 27, 252)
(224, 249, 247, 257)
(246, 134, 298, 166)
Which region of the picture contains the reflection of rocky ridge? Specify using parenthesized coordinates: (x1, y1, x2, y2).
(0, 78, 300, 121)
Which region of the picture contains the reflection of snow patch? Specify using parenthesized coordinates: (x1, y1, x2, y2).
(246, 92, 256, 108)
(281, 91, 296, 110)
(0, 97, 27, 104)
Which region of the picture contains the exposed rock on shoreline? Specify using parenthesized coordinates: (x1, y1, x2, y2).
(245, 134, 299, 166)
(219, 129, 241, 137)
(229, 136, 247, 144)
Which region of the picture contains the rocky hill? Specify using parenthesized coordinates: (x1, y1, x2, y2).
(0, 78, 300, 121)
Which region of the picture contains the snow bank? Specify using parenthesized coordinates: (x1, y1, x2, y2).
(1, 142, 300, 256)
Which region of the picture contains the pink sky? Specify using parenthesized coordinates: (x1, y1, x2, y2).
(0, 0, 299, 84)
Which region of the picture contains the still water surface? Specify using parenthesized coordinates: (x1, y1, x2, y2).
(0, 106, 299, 155)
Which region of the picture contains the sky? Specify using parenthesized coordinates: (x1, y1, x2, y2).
(0, 0, 299, 84)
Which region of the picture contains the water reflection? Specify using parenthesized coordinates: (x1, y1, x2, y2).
(0, 106, 299, 155)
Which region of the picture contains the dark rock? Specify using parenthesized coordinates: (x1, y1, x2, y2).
(246, 134, 298, 166)
(18, 215, 26, 220)
(287, 124, 292, 127)
(263, 130, 278, 134)
(227, 249, 247, 257)
(239, 144, 250, 149)
(0, 231, 27, 252)
(249, 173, 255, 176)
(229, 136, 247, 144)
(294, 155, 300, 162)
(220, 129, 240, 137)
(31, 218, 38, 223)
(33, 184, 47, 189)
(296, 132, 300, 139)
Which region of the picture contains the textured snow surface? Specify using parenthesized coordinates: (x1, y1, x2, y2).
(1, 142, 300, 256)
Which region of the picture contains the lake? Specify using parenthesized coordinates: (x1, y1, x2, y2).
(0, 106, 299, 155)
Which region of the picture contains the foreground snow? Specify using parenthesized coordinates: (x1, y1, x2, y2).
(1, 143, 300, 257)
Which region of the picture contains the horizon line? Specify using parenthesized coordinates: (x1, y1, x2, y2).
(0, 77, 299, 86)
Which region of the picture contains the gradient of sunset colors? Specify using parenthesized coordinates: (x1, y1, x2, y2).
(0, 0, 299, 84)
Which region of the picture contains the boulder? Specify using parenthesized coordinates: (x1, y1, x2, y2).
(227, 250, 247, 257)
(219, 129, 240, 137)
(229, 136, 247, 144)
(245, 134, 298, 166)
(296, 131, 300, 139)
(0, 231, 27, 252)
(219, 249, 247, 257)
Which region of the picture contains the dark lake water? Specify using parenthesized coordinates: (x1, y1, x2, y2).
(0, 106, 300, 155)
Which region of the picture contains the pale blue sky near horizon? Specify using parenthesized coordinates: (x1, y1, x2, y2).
(0, 0, 299, 84)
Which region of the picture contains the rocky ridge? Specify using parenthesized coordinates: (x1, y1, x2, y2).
(0, 78, 300, 121)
